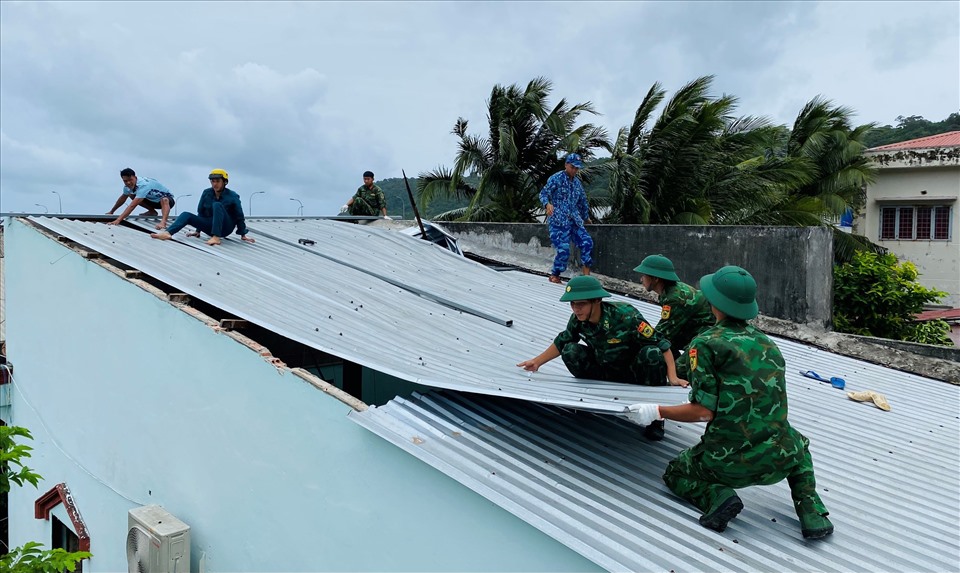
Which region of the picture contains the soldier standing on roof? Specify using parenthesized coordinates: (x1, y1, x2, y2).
(635, 254, 715, 378)
(540, 153, 593, 284)
(625, 266, 834, 539)
(517, 276, 688, 441)
(341, 171, 388, 217)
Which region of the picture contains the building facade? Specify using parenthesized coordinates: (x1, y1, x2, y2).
(859, 131, 960, 307)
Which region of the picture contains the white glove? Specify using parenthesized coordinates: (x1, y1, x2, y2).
(625, 403, 661, 426)
(339, 204, 349, 214)
(383, 215, 393, 220)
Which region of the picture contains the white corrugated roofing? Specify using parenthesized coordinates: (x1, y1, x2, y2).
(26, 216, 684, 412)
(22, 216, 960, 572)
(351, 387, 959, 573)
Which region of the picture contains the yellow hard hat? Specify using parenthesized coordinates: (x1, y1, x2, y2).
(208, 168, 229, 181)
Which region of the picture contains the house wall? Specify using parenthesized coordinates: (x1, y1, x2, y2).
(1, 219, 600, 573)
(441, 223, 834, 327)
(857, 164, 959, 307)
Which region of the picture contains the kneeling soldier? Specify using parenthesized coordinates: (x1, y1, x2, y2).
(517, 275, 688, 440)
(625, 266, 834, 539)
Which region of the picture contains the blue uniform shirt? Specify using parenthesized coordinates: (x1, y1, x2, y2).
(122, 177, 172, 203)
(540, 171, 589, 226)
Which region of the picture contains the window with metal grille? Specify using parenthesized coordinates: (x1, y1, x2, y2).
(898, 207, 914, 239)
(916, 207, 932, 239)
(934, 206, 951, 240)
(879, 205, 953, 241)
(880, 208, 896, 239)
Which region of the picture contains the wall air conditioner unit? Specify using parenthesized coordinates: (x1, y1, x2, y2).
(127, 504, 191, 573)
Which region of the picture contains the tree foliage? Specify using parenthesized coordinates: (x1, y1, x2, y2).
(1, 426, 91, 572)
(863, 112, 960, 148)
(417, 77, 610, 222)
(833, 252, 953, 346)
(598, 77, 882, 262)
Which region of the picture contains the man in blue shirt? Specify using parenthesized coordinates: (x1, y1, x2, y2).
(151, 169, 255, 246)
(107, 168, 176, 229)
(540, 153, 594, 284)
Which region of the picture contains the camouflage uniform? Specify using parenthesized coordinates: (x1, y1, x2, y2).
(656, 281, 715, 378)
(349, 184, 386, 216)
(553, 301, 670, 385)
(540, 171, 593, 275)
(663, 319, 829, 520)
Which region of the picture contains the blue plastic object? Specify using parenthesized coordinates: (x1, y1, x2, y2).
(799, 370, 846, 390)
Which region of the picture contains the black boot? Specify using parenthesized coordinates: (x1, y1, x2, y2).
(699, 494, 744, 532)
(643, 419, 665, 441)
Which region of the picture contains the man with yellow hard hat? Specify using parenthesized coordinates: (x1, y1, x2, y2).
(151, 169, 255, 246)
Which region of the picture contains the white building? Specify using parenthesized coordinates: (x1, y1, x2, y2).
(1, 216, 958, 572)
(860, 131, 960, 307)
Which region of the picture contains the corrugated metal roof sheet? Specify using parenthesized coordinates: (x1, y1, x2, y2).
(868, 130, 960, 151)
(351, 380, 959, 572)
(26, 216, 685, 412)
(23, 216, 960, 572)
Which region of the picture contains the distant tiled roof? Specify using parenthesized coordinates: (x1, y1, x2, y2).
(916, 308, 960, 322)
(869, 131, 960, 151)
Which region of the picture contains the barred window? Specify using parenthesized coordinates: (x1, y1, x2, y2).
(879, 205, 953, 241)
(880, 208, 897, 239)
(934, 206, 951, 240)
(916, 207, 932, 239)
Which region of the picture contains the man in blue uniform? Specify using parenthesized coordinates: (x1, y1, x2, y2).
(540, 153, 593, 283)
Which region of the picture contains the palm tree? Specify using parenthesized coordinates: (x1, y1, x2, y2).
(600, 76, 799, 224)
(601, 79, 881, 262)
(729, 97, 881, 261)
(418, 77, 610, 222)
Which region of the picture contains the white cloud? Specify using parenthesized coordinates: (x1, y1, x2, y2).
(1, 1, 957, 217)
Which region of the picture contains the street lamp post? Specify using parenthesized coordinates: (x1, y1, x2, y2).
(35, 203, 49, 214)
(289, 198, 304, 216)
(51, 190, 62, 213)
(175, 194, 192, 216)
(249, 191, 265, 216)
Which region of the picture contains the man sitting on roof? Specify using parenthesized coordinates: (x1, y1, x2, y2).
(517, 275, 688, 441)
(625, 266, 834, 539)
(151, 169, 255, 246)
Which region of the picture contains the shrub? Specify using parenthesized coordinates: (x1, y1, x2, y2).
(833, 251, 953, 346)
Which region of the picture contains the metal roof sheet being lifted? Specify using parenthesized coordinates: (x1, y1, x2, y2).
(26, 216, 687, 412)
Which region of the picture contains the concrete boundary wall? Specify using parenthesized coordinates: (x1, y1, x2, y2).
(441, 223, 834, 327)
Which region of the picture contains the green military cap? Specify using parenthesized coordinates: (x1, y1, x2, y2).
(634, 254, 680, 282)
(700, 265, 759, 320)
(559, 276, 611, 302)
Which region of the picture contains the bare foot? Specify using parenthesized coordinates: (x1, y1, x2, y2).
(150, 231, 173, 240)
(206, 236, 222, 246)
(548, 275, 562, 284)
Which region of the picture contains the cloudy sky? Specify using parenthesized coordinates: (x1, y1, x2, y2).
(1, 1, 957, 218)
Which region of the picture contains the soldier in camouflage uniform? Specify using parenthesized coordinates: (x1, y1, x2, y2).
(539, 153, 593, 283)
(341, 170, 387, 217)
(518, 276, 688, 440)
(625, 266, 833, 539)
(635, 254, 715, 378)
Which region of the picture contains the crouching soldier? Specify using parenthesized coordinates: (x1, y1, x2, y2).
(625, 266, 833, 539)
(634, 254, 715, 378)
(517, 276, 688, 440)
